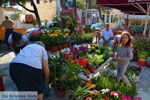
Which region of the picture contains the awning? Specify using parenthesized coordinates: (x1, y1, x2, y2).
(96, 0, 150, 36)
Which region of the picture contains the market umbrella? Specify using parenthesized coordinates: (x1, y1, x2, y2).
(96, 0, 150, 36)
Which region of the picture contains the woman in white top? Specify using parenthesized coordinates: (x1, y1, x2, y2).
(8, 32, 29, 55)
(9, 37, 49, 100)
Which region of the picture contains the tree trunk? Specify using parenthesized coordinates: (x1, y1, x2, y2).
(16, 0, 41, 26)
(31, 0, 41, 26)
(97, 8, 105, 24)
(88, 0, 92, 9)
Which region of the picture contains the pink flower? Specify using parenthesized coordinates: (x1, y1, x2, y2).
(31, 30, 38, 35)
(133, 97, 142, 100)
(91, 90, 99, 96)
(110, 91, 121, 97)
(85, 96, 92, 100)
(122, 94, 131, 100)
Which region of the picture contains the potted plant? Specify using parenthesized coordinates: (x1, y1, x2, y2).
(137, 51, 149, 66)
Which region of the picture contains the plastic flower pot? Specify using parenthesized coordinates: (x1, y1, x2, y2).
(137, 59, 147, 66)
(56, 90, 66, 98)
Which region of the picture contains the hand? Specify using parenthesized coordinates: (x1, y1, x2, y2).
(114, 56, 122, 61)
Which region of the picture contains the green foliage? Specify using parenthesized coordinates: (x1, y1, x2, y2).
(70, 33, 82, 44)
(62, 61, 85, 90)
(82, 33, 94, 44)
(70, 87, 93, 100)
(84, 25, 94, 33)
(117, 81, 138, 96)
(95, 76, 116, 91)
(133, 37, 150, 56)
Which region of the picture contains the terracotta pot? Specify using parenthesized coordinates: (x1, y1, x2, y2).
(58, 45, 62, 51)
(56, 90, 66, 98)
(50, 46, 58, 52)
(45, 45, 51, 51)
(67, 43, 71, 48)
(89, 66, 96, 73)
(62, 44, 68, 48)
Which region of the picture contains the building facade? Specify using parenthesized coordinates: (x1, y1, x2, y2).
(23, 0, 56, 21)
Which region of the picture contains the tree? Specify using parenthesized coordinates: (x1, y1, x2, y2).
(1, 0, 41, 26)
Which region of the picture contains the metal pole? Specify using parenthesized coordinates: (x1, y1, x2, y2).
(74, 0, 77, 16)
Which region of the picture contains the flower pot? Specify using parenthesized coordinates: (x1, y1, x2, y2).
(62, 44, 68, 48)
(57, 45, 62, 51)
(89, 66, 96, 73)
(137, 59, 147, 66)
(56, 90, 66, 98)
(45, 45, 51, 51)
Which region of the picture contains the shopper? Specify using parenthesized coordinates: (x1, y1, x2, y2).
(0, 16, 15, 49)
(114, 32, 133, 87)
(9, 38, 49, 100)
(99, 24, 114, 48)
(8, 32, 29, 55)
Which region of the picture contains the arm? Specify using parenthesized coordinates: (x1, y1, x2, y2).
(113, 47, 122, 61)
(42, 59, 49, 82)
(42, 48, 49, 82)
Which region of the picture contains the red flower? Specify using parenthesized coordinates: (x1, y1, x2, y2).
(61, 17, 67, 21)
(85, 96, 92, 100)
(78, 58, 87, 67)
(71, 59, 78, 63)
(104, 97, 109, 100)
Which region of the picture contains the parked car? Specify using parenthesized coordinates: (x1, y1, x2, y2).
(25, 14, 35, 23)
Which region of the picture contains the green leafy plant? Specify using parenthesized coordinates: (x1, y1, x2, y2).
(133, 37, 150, 56)
(70, 86, 93, 100)
(62, 61, 85, 90)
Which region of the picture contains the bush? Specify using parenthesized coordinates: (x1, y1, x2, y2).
(133, 37, 150, 56)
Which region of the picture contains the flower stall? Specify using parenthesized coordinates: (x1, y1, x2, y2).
(47, 44, 141, 100)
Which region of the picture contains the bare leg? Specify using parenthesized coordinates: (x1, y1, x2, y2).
(38, 93, 43, 100)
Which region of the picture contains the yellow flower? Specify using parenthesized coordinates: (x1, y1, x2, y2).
(65, 33, 69, 36)
(56, 30, 61, 33)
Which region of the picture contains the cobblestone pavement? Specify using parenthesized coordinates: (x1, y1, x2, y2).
(0, 51, 150, 100)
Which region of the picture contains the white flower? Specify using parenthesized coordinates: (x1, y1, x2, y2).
(114, 93, 118, 98)
(101, 88, 110, 94)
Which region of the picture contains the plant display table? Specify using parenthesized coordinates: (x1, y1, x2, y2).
(78, 57, 113, 81)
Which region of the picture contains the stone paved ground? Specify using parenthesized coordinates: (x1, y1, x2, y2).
(0, 51, 150, 100)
